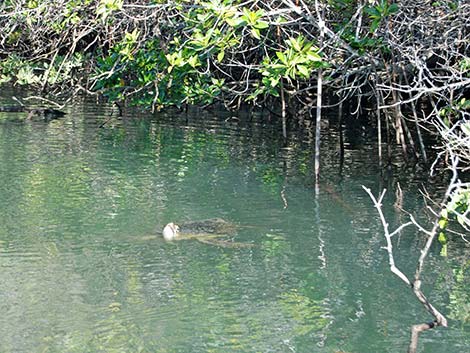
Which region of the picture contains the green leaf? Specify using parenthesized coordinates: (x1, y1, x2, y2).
(438, 218, 448, 229)
(287, 67, 296, 79)
(196, 13, 211, 23)
(242, 8, 254, 24)
(165, 53, 176, 65)
(307, 51, 322, 62)
(226, 16, 245, 27)
(187, 55, 199, 68)
(251, 28, 261, 39)
(388, 3, 399, 13)
(438, 231, 447, 245)
(440, 243, 447, 257)
(269, 76, 280, 87)
(370, 19, 380, 32)
(217, 50, 225, 62)
(254, 20, 269, 29)
(276, 51, 287, 65)
(297, 65, 310, 77)
(364, 6, 381, 18)
(211, 77, 224, 86)
(289, 37, 302, 52)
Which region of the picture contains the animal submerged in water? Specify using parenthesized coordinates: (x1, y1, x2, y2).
(0, 105, 66, 121)
(162, 218, 236, 240)
(161, 218, 253, 248)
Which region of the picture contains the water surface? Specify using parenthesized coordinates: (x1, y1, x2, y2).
(0, 92, 468, 352)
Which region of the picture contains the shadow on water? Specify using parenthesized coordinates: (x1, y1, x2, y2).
(0, 87, 469, 352)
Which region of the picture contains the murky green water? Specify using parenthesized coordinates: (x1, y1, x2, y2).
(0, 91, 469, 352)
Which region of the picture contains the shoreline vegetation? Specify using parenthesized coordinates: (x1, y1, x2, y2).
(1, 0, 469, 351)
(0, 0, 468, 168)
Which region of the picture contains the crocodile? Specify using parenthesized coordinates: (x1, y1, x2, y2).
(162, 218, 253, 248)
(0, 106, 66, 120)
(162, 218, 236, 240)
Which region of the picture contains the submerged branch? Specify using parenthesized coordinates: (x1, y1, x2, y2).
(362, 186, 412, 286)
(363, 183, 450, 352)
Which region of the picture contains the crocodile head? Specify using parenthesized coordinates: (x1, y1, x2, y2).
(162, 222, 180, 241)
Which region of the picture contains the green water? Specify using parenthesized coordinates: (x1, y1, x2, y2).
(0, 95, 468, 352)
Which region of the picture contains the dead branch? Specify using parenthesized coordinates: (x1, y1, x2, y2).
(363, 180, 452, 352)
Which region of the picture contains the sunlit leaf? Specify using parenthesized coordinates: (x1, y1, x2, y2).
(254, 20, 269, 29)
(438, 218, 448, 229)
(187, 55, 199, 68)
(462, 123, 470, 136)
(251, 28, 261, 39)
(307, 52, 322, 61)
(225, 16, 245, 27)
(289, 37, 302, 52)
(440, 243, 447, 257)
(297, 65, 310, 77)
(276, 51, 287, 65)
(438, 231, 447, 244)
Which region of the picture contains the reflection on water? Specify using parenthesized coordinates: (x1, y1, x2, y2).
(0, 92, 467, 352)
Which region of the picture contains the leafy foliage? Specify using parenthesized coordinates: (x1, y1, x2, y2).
(448, 261, 470, 324)
(253, 36, 325, 100)
(0, 0, 468, 163)
(438, 187, 470, 256)
(364, 0, 399, 33)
